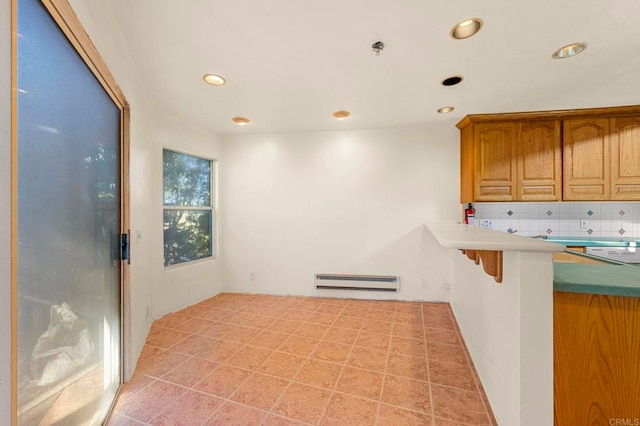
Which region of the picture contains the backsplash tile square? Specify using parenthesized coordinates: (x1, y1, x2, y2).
(471, 202, 640, 239)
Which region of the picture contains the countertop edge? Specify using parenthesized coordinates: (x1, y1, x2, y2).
(426, 222, 566, 253)
(553, 283, 640, 298)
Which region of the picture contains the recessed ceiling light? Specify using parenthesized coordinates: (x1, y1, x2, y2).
(552, 43, 588, 59)
(450, 18, 483, 40)
(203, 73, 226, 86)
(438, 106, 455, 114)
(332, 110, 351, 120)
(441, 75, 464, 86)
(232, 117, 250, 125)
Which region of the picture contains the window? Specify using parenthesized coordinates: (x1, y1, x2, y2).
(163, 149, 215, 266)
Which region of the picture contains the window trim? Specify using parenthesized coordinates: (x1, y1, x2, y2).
(162, 148, 217, 268)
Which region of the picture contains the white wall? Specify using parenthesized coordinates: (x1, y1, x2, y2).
(221, 125, 460, 301)
(150, 113, 224, 317)
(449, 249, 554, 426)
(0, 0, 11, 422)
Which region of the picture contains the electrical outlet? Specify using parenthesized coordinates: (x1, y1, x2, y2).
(250, 272, 256, 282)
(580, 218, 589, 229)
(421, 278, 428, 289)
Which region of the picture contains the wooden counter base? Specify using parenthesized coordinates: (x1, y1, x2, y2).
(554, 291, 640, 425)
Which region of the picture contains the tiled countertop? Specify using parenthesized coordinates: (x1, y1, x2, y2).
(549, 237, 640, 247)
(554, 252, 640, 298)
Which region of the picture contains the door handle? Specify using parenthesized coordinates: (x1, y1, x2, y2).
(121, 232, 130, 264)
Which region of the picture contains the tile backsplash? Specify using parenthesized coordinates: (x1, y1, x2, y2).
(470, 202, 640, 239)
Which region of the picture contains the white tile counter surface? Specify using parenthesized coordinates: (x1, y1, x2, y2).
(426, 222, 566, 252)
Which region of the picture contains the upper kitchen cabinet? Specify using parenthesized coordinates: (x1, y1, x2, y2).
(610, 116, 640, 200)
(518, 120, 562, 201)
(563, 118, 610, 200)
(459, 119, 561, 202)
(458, 106, 640, 203)
(474, 122, 518, 201)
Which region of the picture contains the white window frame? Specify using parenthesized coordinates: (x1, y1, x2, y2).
(162, 148, 217, 267)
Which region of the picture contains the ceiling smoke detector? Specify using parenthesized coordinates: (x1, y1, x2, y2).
(372, 41, 384, 56)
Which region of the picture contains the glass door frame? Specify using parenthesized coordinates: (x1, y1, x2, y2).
(10, 0, 131, 423)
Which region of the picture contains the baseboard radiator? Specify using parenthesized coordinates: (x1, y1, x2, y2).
(314, 274, 400, 292)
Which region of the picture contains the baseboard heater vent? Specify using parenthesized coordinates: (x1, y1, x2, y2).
(314, 274, 400, 292)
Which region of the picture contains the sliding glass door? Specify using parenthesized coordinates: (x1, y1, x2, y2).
(15, 0, 125, 424)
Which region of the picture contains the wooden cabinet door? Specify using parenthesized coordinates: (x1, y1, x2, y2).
(474, 122, 517, 201)
(610, 116, 640, 200)
(563, 118, 610, 200)
(517, 120, 562, 200)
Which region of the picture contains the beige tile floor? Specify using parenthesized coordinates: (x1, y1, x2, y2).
(107, 293, 497, 426)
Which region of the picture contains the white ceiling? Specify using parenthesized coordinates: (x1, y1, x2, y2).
(106, 0, 640, 135)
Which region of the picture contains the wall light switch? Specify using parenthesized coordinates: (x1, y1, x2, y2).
(580, 219, 589, 229)
(136, 229, 142, 244)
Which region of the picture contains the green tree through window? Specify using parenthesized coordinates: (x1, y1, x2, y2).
(163, 150, 214, 266)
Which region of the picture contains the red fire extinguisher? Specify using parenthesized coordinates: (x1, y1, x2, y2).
(464, 203, 475, 224)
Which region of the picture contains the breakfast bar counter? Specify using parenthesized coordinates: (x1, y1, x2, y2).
(425, 223, 564, 426)
(427, 221, 566, 252)
(426, 223, 640, 425)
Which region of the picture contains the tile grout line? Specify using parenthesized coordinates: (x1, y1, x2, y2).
(264, 299, 340, 425)
(373, 304, 397, 426)
(135, 350, 449, 424)
(169, 299, 291, 424)
(144, 353, 200, 423)
(421, 303, 437, 426)
(251, 301, 319, 426)
(115, 296, 487, 426)
(224, 301, 314, 425)
(135, 357, 278, 424)
(439, 304, 497, 425)
(313, 306, 349, 425)
(168, 316, 446, 378)
(316, 301, 371, 425)
(177, 299, 427, 421)
(154, 296, 311, 426)
(446, 303, 496, 425)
